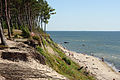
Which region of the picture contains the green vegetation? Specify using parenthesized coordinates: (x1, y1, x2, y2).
(36, 37, 95, 80)
(36, 46, 45, 56)
(0, 0, 55, 45)
(0, 0, 96, 80)
(32, 35, 40, 41)
(62, 57, 71, 65)
(21, 27, 30, 38)
(14, 34, 22, 39)
(0, 45, 9, 49)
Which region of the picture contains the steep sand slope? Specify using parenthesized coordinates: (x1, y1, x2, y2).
(0, 40, 68, 80)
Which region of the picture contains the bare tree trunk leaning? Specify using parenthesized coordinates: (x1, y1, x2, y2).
(0, 0, 7, 45)
(0, 20, 7, 45)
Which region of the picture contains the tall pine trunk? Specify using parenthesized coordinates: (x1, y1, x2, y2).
(41, 17, 43, 30)
(0, 21, 7, 45)
(44, 23, 46, 32)
(5, 0, 11, 38)
(17, 12, 22, 29)
(0, 0, 7, 45)
(25, 4, 28, 26)
(0, 0, 3, 30)
(28, 6, 32, 32)
(8, 0, 13, 33)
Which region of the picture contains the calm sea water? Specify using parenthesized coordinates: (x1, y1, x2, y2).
(47, 31, 120, 71)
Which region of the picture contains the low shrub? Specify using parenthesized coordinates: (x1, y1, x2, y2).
(21, 27, 30, 38)
(62, 57, 71, 65)
(14, 34, 22, 38)
(32, 35, 40, 41)
(13, 29, 22, 35)
(36, 46, 45, 55)
(36, 37, 95, 80)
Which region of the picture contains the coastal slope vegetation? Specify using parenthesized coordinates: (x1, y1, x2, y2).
(0, 0, 95, 80)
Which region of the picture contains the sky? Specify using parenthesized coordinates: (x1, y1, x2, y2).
(46, 0, 120, 31)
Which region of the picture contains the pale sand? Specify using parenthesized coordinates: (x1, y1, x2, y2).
(58, 44, 120, 80)
(0, 40, 68, 80)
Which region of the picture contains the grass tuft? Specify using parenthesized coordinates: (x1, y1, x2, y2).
(36, 37, 95, 80)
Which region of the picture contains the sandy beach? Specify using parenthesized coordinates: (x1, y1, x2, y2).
(58, 44, 120, 80)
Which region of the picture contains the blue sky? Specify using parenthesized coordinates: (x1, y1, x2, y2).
(46, 0, 120, 31)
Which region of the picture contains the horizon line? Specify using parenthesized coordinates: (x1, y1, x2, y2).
(47, 30, 120, 32)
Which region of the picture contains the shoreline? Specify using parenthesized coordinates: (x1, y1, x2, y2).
(104, 60, 119, 72)
(58, 44, 120, 80)
(60, 44, 120, 72)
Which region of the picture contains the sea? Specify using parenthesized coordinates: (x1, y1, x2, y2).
(47, 31, 120, 72)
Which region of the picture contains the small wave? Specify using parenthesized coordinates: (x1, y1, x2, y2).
(60, 44, 120, 72)
(95, 56, 119, 72)
(105, 61, 119, 72)
(92, 53, 120, 72)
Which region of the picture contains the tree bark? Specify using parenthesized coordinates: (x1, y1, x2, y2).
(44, 23, 46, 32)
(0, 21, 7, 45)
(25, 4, 29, 26)
(5, 0, 11, 38)
(0, 0, 7, 45)
(0, 0, 4, 30)
(28, 6, 32, 32)
(8, 0, 13, 32)
(17, 12, 22, 29)
(41, 17, 43, 30)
